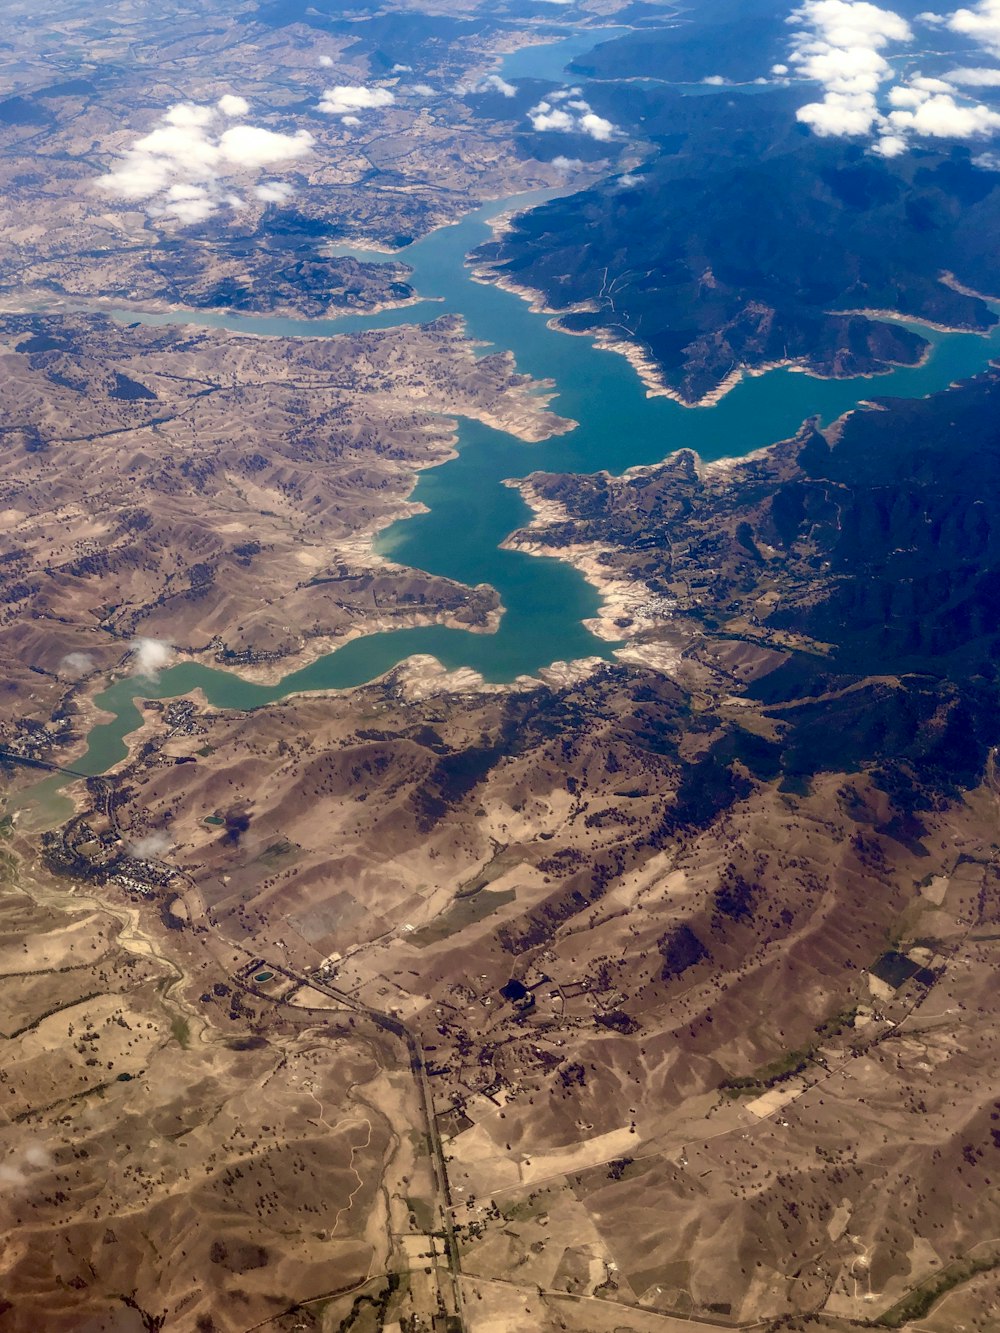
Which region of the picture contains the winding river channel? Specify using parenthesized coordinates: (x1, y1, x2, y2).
(16, 29, 1000, 820)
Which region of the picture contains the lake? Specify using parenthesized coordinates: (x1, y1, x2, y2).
(13, 27, 1000, 820)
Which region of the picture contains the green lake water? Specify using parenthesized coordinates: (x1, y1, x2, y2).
(13, 29, 1000, 820)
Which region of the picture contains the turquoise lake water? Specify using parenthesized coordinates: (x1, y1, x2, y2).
(13, 28, 1000, 819)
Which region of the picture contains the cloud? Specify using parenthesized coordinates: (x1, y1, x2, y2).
(411, 83, 437, 96)
(218, 94, 249, 117)
(96, 101, 312, 224)
(889, 90, 1000, 134)
(873, 130, 909, 153)
(255, 180, 295, 202)
(530, 103, 575, 132)
(799, 90, 882, 134)
(392, 63, 412, 73)
(162, 183, 215, 223)
(319, 54, 334, 68)
(0, 1145, 52, 1194)
(703, 74, 729, 85)
(944, 0, 1000, 55)
(162, 103, 216, 129)
(317, 85, 395, 118)
(455, 73, 518, 97)
(129, 637, 173, 680)
(580, 111, 614, 140)
(341, 115, 362, 127)
(479, 74, 517, 97)
(551, 155, 584, 171)
(945, 64, 1000, 83)
(787, 1, 1000, 151)
(59, 651, 95, 680)
(789, 2, 912, 136)
(217, 124, 313, 165)
(528, 93, 617, 140)
(129, 830, 173, 859)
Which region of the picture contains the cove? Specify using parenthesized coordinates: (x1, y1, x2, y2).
(497, 25, 632, 81)
(14, 185, 1000, 820)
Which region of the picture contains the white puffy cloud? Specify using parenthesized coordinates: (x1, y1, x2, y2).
(789, 2, 910, 134)
(789, 0, 912, 137)
(58, 651, 95, 680)
(0, 1145, 51, 1194)
(889, 90, 1000, 133)
(888, 83, 930, 106)
(528, 93, 617, 140)
(945, 64, 1000, 83)
(456, 73, 518, 97)
(480, 74, 517, 97)
(317, 85, 395, 116)
(163, 102, 216, 129)
(799, 89, 882, 133)
(411, 83, 437, 96)
(803, 43, 891, 95)
(703, 74, 729, 85)
(341, 115, 362, 127)
(787, 1, 1000, 152)
(218, 93, 250, 117)
(217, 123, 314, 166)
(319, 54, 335, 68)
(580, 111, 614, 140)
(129, 637, 173, 680)
(255, 180, 295, 203)
(530, 102, 575, 132)
(790, 0, 911, 47)
(135, 123, 220, 172)
(945, 0, 1000, 55)
(96, 101, 312, 224)
(873, 130, 909, 153)
(101, 150, 169, 199)
(912, 75, 957, 92)
(163, 182, 215, 224)
(130, 830, 173, 858)
(878, 71, 1000, 144)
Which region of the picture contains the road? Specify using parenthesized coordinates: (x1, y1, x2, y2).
(259, 959, 467, 1331)
(0, 747, 90, 778)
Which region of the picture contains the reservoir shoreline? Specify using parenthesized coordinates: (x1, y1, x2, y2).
(12, 173, 1000, 818)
